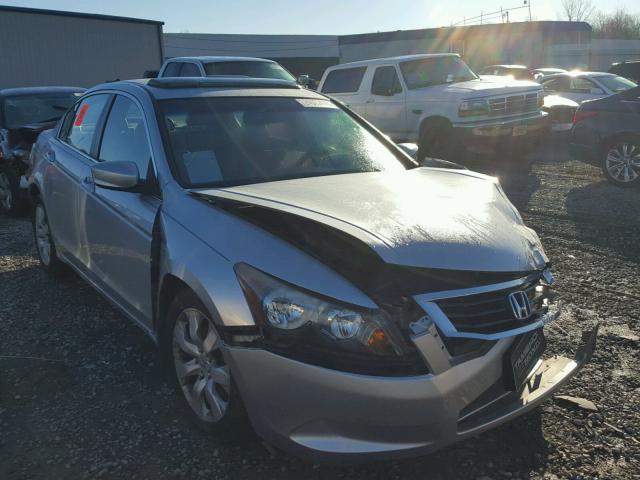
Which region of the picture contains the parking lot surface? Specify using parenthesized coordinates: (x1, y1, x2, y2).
(1, 142, 638, 480)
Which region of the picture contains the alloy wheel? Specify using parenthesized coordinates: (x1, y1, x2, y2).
(172, 308, 230, 423)
(605, 142, 640, 184)
(34, 204, 52, 266)
(0, 171, 12, 211)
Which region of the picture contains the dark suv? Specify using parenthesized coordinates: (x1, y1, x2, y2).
(0, 87, 84, 215)
(609, 60, 640, 84)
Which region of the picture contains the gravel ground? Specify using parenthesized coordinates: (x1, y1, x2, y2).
(0, 141, 638, 480)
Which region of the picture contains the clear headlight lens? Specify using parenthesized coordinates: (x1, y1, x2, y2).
(235, 263, 399, 356)
(459, 98, 488, 117)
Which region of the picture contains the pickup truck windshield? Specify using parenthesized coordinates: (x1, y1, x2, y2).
(400, 57, 478, 89)
(2, 93, 80, 129)
(203, 61, 296, 81)
(161, 97, 407, 188)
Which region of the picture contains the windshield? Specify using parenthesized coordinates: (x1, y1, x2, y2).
(2, 93, 80, 129)
(597, 75, 637, 93)
(399, 56, 477, 89)
(160, 96, 407, 188)
(203, 61, 296, 81)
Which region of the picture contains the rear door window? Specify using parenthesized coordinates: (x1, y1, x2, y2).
(542, 77, 570, 93)
(61, 94, 110, 156)
(179, 63, 201, 77)
(98, 96, 152, 180)
(321, 67, 367, 94)
(162, 62, 182, 77)
(371, 66, 403, 96)
(570, 77, 597, 93)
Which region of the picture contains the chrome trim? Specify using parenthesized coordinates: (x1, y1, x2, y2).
(419, 302, 545, 341)
(413, 275, 557, 341)
(414, 277, 531, 303)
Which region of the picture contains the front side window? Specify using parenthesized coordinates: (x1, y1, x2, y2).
(203, 61, 295, 81)
(179, 63, 201, 77)
(98, 96, 151, 180)
(321, 67, 367, 94)
(400, 56, 477, 89)
(2, 92, 81, 129)
(596, 75, 637, 93)
(62, 94, 110, 156)
(371, 66, 403, 96)
(160, 96, 407, 188)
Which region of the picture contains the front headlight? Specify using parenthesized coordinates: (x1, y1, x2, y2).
(459, 98, 488, 117)
(235, 263, 400, 356)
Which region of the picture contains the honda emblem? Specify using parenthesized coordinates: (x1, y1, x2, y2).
(508, 291, 532, 320)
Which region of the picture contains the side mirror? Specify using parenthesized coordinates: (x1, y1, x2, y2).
(590, 87, 604, 95)
(297, 74, 310, 87)
(92, 161, 140, 190)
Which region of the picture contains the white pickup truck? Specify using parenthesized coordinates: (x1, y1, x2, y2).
(318, 54, 548, 158)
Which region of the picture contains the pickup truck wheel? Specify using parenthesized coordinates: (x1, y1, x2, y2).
(0, 167, 24, 216)
(163, 289, 247, 436)
(32, 199, 69, 277)
(602, 138, 640, 187)
(418, 121, 461, 161)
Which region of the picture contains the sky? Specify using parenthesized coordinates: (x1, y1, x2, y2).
(1, 0, 637, 34)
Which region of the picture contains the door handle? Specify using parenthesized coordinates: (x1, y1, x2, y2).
(366, 99, 375, 104)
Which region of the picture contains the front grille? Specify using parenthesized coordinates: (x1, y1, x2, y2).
(435, 279, 545, 334)
(489, 93, 539, 116)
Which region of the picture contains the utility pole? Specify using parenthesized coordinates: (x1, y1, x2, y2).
(480, 11, 483, 24)
(525, 0, 532, 21)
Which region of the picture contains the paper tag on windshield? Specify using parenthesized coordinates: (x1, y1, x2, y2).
(295, 98, 337, 109)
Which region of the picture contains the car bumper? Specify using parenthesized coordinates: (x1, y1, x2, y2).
(225, 323, 598, 463)
(453, 112, 548, 148)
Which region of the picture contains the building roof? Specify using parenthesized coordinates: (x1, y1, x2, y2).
(0, 5, 163, 25)
(340, 21, 591, 45)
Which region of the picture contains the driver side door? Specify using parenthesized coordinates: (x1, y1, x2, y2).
(365, 65, 406, 139)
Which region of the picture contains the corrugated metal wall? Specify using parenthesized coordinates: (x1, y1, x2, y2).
(0, 10, 163, 89)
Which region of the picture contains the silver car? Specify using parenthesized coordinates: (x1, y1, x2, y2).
(29, 77, 598, 462)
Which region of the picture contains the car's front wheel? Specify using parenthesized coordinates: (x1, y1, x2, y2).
(602, 138, 640, 187)
(164, 290, 244, 433)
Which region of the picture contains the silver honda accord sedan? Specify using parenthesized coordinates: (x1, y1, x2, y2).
(28, 77, 598, 462)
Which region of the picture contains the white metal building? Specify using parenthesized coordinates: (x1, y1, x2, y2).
(0, 5, 164, 89)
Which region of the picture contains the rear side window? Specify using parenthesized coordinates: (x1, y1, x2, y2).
(162, 62, 182, 77)
(62, 94, 110, 156)
(542, 77, 570, 93)
(179, 63, 201, 77)
(98, 96, 152, 180)
(371, 66, 402, 96)
(321, 67, 367, 94)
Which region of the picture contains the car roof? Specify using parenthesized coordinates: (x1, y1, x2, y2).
(485, 65, 528, 69)
(88, 77, 326, 101)
(541, 72, 616, 79)
(328, 53, 459, 69)
(166, 56, 275, 64)
(0, 86, 86, 97)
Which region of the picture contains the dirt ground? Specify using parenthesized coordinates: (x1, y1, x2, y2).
(0, 140, 638, 480)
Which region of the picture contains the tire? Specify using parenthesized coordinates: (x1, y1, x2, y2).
(161, 289, 247, 436)
(32, 198, 69, 278)
(0, 167, 24, 217)
(601, 137, 640, 187)
(418, 120, 463, 162)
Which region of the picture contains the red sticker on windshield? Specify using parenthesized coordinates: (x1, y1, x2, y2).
(74, 104, 89, 126)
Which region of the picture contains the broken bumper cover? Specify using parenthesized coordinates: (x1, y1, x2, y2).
(225, 323, 598, 463)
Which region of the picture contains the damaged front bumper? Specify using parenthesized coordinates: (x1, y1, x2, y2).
(225, 319, 598, 463)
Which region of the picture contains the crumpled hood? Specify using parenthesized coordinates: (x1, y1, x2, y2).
(192, 168, 548, 272)
(441, 77, 541, 96)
